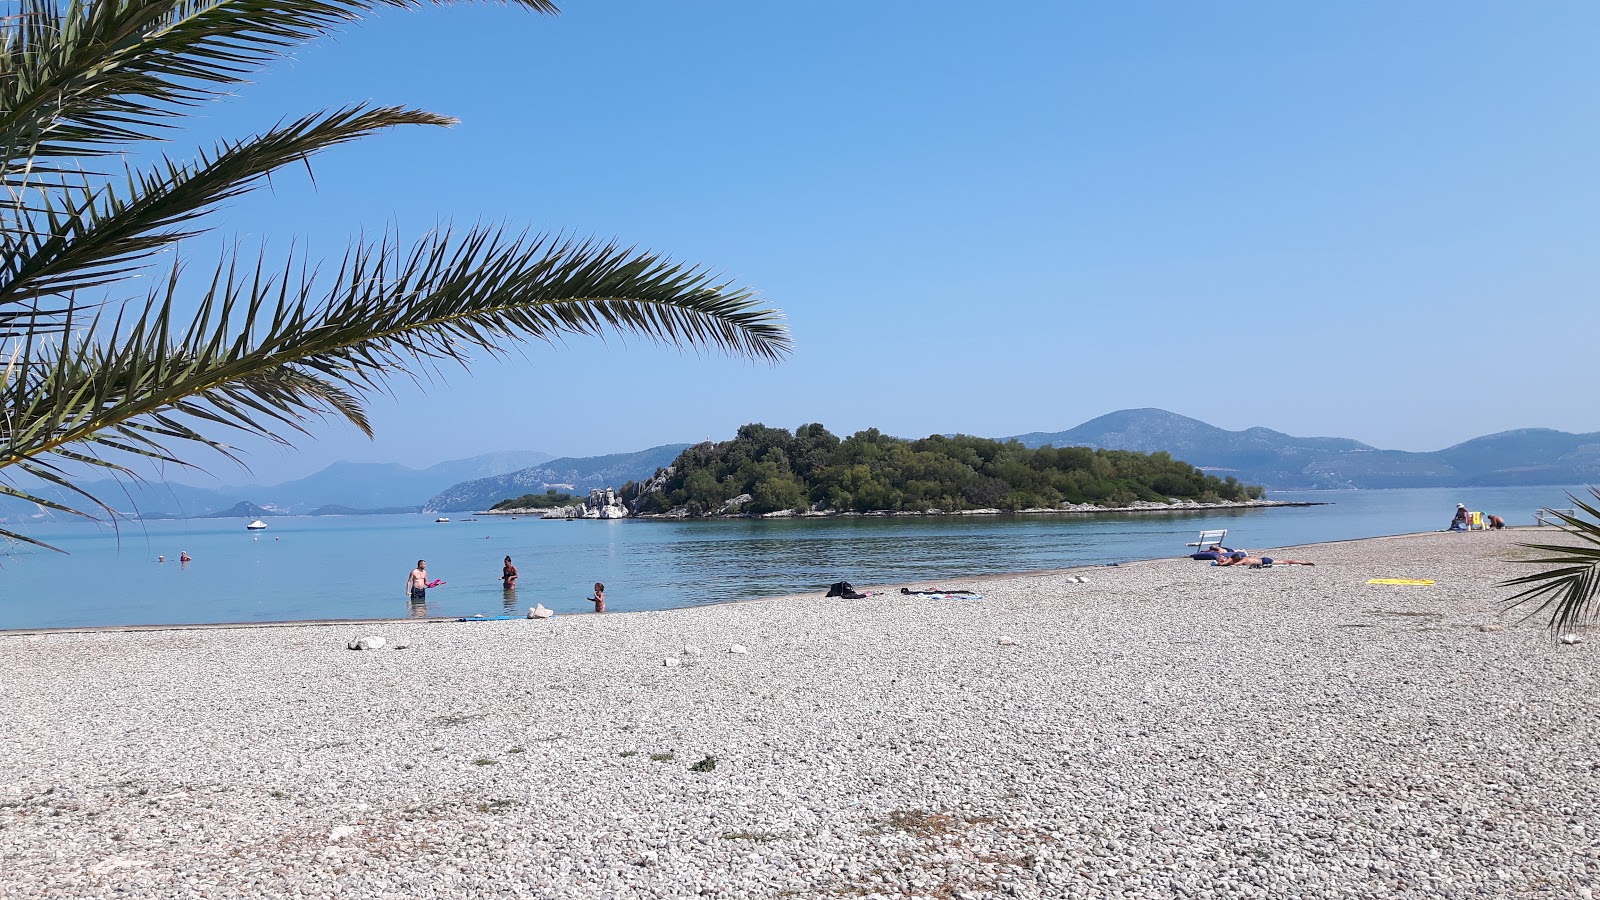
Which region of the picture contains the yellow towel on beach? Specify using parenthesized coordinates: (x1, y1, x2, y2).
(1367, 578, 1435, 586)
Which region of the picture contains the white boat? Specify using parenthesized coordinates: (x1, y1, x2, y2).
(434, 517, 450, 523)
(246, 519, 268, 531)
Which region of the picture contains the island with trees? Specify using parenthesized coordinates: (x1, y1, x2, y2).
(593, 423, 1269, 519)
(489, 490, 582, 511)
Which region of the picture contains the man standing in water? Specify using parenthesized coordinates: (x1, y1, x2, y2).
(407, 560, 430, 605)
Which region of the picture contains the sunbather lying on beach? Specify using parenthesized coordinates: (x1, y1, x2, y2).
(1215, 553, 1314, 567)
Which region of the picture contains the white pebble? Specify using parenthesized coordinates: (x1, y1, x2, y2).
(728, 644, 749, 654)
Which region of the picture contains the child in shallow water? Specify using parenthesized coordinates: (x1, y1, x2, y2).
(589, 582, 606, 613)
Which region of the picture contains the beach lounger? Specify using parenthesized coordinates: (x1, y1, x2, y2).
(1186, 529, 1228, 551)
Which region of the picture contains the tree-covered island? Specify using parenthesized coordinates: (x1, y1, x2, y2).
(490, 491, 582, 511)
(618, 423, 1265, 517)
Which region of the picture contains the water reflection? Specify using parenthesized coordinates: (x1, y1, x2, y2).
(502, 585, 518, 615)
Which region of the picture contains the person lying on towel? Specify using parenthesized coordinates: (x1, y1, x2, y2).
(1215, 552, 1314, 567)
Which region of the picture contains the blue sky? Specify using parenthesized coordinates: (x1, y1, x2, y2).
(155, 1, 1600, 484)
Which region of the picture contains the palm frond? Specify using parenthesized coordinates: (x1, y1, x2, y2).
(0, 0, 794, 558)
(0, 230, 788, 524)
(1500, 487, 1600, 636)
(0, 105, 453, 335)
(1, 0, 556, 168)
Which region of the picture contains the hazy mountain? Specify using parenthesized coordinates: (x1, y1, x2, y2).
(1009, 409, 1600, 489)
(1011, 408, 1372, 456)
(237, 450, 554, 511)
(309, 505, 422, 516)
(0, 450, 553, 520)
(425, 444, 693, 512)
(199, 501, 278, 520)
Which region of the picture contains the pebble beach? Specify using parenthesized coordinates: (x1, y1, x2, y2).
(2, 528, 1596, 899)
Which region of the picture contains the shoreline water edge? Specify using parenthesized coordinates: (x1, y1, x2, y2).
(2, 527, 1594, 898)
(482, 495, 1323, 521)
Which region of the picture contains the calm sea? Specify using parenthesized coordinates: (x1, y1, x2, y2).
(0, 485, 1586, 630)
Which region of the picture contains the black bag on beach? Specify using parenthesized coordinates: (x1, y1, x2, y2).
(825, 580, 867, 599)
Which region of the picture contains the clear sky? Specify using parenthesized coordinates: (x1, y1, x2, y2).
(152, 1, 1600, 484)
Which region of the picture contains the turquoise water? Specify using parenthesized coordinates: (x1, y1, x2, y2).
(0, 485, 1586, 629)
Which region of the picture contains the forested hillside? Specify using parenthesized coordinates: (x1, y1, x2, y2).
(623, 424, 1264, 516)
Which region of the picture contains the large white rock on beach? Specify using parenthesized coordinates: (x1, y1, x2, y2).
(728, 644, 749, 654)
(528, 604, 554, 619)
(346, 635, 386, 651)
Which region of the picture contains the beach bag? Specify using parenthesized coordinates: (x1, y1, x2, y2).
(825, 581, 867, 599)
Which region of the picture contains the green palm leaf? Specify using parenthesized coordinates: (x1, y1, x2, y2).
(0, 0, 792, 556)
(1500, 487, 1600, 636)
(0, 105, 454, 334)
(0, 232, 788, 549)
(1, 0, 556, 167)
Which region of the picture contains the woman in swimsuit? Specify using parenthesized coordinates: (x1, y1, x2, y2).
(501, 556, 519, 588)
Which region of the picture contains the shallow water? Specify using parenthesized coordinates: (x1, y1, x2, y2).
(0, 485, 1585, 629)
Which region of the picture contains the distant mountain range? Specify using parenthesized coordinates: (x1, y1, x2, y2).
(4, 410, 1592, 524)
(2, 450, 554, 521)
(422, 444, 693, 512)
(1008, 409, 1600, 489)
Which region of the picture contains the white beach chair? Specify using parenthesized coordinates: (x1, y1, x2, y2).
(1186, 529, 1228, 552)
(1534, 508, 1579, 526)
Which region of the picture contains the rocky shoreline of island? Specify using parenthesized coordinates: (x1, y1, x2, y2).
(478, 487, 1323, 520)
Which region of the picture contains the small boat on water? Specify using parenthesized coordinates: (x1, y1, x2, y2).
(434, 517, 450, 523)
(246, 519, 268, 531)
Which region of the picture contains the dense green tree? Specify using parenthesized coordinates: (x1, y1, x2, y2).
(0, 0, 789, 550)
(629, 423, 1266, 517)
(490, 490, 579, 510)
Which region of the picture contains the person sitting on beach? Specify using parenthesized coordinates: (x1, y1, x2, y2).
(1487, 514, 1505, 530)
(589, 582, 606, 613)
(1449, 503, 1469, 531)
(1216, 553, 1314, 567)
